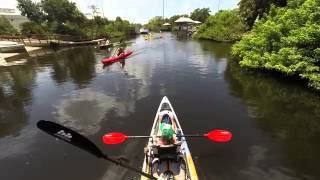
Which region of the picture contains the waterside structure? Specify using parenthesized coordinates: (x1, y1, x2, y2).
(174, 17, 201, 38)
(0, 34, 105, 62)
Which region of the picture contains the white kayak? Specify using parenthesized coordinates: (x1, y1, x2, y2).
(141, 96, 199, 180)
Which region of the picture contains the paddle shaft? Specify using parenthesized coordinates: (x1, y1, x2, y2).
(127, 135, 152, 138)
(101, 155, 156, 179)
(127, 135, 204, 138)
(180, 134, 203, 138)
(36, 120, 156, 180)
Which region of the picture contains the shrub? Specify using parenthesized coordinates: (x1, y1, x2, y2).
(0, 16, 18, 35)
(232, 0, 320, 91)
(20, 21, 47, 35)
(193, 10, 247, 41)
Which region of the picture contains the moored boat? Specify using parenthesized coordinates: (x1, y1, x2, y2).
(141, 96, 199, 180)
(99, 43, 113, 49)
(0, 41, 26, 53)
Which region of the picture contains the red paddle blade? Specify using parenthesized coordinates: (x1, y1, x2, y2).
(103, 132, 128, 144)
(205, 130, 232, 142)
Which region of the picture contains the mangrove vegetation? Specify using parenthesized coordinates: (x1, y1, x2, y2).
(232, 0, 320, 91)
(193, 9, 247, 42)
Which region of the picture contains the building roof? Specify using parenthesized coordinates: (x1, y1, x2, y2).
(174, 17, 195, 23)
(163, 23, 171, 26)
(0, 8, 20, 15)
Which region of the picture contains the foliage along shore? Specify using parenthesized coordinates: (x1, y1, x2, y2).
(192, 9, 247, 42)
(232, 0, 320, 91)
(1, 0, 319, 91)
(194, 0, 320, 91)
(0, 0, 141, 40)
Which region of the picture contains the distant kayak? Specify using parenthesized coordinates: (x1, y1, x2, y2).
(101, 50, 133, 64)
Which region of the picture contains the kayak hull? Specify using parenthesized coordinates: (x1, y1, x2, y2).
(101, 50, 133, 64)
(141, 96, 199, 180)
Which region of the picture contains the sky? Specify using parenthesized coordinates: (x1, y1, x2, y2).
(3, 0, 239, 24)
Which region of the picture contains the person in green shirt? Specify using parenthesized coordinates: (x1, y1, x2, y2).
(158, 114, 176, 144)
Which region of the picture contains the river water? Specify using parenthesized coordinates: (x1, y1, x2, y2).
(0, 33, 319, 180)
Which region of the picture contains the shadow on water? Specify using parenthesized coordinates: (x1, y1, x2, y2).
(198, 39, 233, 60)
(0, 66, 35, 138)
(225, 55, 320, 179)
(37, 47, 97, 88)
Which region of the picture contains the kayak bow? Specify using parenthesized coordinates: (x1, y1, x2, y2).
(141, 96, 199, 180)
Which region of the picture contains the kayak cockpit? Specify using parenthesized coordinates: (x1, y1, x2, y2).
(149, 144, 187, 180)
(141, 96, 198, 180)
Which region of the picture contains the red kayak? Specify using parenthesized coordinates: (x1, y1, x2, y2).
(101, 50, 133, 64)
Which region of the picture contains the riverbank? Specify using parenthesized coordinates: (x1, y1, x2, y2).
(0, 37, 108, 66)
(192, 9, 247, 42)
(0, 46, 43, 66)
(1, 34, 319, 180)
(232, 0, 320, 91)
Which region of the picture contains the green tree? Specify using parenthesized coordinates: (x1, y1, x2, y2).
(20, 21, 47, 35)
(0, 16, 18, 35)
(232, 0, 320, 91)
(239, 0, 287, 28)
(144, 16, 163, 32)
(190, 8, 211, 23)
(41, 0, 86, 24)
(17, 0, 45, 23)
(193, 9, 247, 41)
(17, 0, 137, 39)
(55, 23, 86, 37)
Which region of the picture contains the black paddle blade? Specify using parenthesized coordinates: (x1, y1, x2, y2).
(37, 120, 105, 158)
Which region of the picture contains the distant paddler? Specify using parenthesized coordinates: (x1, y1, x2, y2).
(115, 39, 127, 56)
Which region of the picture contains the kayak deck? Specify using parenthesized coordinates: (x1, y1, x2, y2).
(141, 96, 199, 180)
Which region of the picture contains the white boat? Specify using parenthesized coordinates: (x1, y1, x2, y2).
(0, 41, 26, 53)
(139, 28, 149, 34)
(141, 96, 199, 180)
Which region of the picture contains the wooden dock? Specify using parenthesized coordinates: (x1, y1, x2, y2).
(0, 34, 105, 62)
(0, 34, 105, 47)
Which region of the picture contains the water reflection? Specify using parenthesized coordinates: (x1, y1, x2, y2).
(53, 89, 116, 135)
(0, 66, 36, 159)
(198, 40, 232, 60)
(0, 34, 320, 180)
(46, 47, 97, 87)
(0, 67, 35, 138)
(225, 59, 320, 179)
